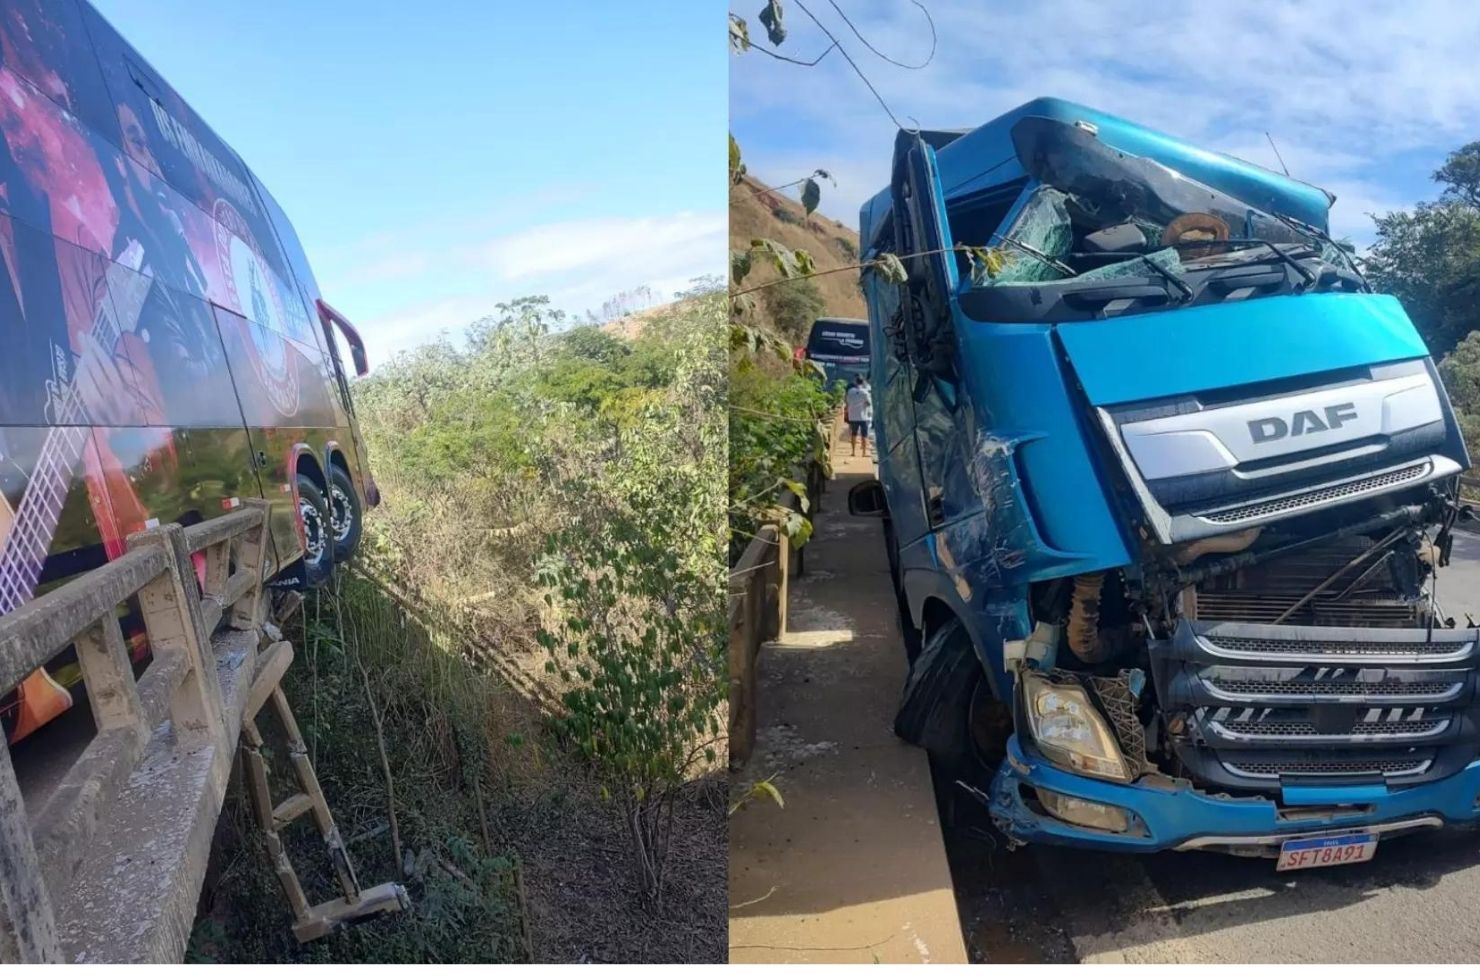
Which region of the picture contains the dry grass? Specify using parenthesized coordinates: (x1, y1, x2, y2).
(492, 772, 727, 963)
(731, 175, 866, 321)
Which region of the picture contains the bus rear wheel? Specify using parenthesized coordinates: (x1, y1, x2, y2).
(296, 473, 334, 586)
(328, 464, 363, 563)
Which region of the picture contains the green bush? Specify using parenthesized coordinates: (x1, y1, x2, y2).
(762, 276, 825, 343)
(728, 358, 837, 560)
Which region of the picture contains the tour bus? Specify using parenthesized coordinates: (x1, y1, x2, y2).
(0, 0, 377, 742)
(804, 316, 872, 391)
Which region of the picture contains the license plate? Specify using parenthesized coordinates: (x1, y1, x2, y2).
(1276, 831, 1378, 871)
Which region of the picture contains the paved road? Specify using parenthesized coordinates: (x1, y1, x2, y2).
(948, 527, 1480, 963)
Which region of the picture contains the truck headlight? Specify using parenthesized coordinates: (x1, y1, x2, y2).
(1022, 675, 1131, 782)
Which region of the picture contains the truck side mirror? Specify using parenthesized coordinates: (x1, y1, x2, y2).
(848, 479, 888, 518)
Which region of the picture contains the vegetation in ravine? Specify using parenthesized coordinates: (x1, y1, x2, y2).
(189, 285, 727, 964)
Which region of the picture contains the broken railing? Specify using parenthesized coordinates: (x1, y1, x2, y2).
(0, 500, 404, 963)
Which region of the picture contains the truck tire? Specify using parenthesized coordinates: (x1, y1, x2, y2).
(296, 473, 334, 586)
(883, 520, 923, 661)
(895, 619, 1009, 829)
(327, 464, 363, 563)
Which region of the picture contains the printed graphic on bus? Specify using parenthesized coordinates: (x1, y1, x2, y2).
(0, 0, 375, 741)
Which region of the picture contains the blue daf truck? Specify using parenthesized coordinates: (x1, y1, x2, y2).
(850, 98, 1477, 869)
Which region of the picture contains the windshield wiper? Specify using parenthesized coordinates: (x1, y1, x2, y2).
(988, 231, 1078, 277)
(1142, 251, 1194, 303)
(1185, 238, 1317, 290)
(1078, 238, 1318, 290)
(1269, 212, 1370, 291)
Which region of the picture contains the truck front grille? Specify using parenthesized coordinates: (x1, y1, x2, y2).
(1222, 756, 1434, 780)
(1198, 463, 1431, 525)
(1152, 621, 1480, 792)
(1206, 675, 1463, 701)
(1201, 635, 1470, 662)
(1206, 710, 1450, 741)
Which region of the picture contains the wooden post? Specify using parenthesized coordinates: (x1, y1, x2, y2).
(201, 539, 231, 601)
(128, 525, 227, 756)
(240, 721, 310, 920)
(728, 590, 755, 770)
(775, 529, 790, 640)
(230, 500, 272, 631)
(0, 744, 60, 964)
(73, 615, 147, 742)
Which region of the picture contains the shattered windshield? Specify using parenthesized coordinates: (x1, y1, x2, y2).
(969, 116, 1358, 298)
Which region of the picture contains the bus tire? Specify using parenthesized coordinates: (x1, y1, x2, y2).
(296, 473, 334, 586)
(327, 464, 363, 563)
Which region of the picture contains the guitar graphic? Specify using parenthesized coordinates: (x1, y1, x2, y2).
(0, 239, 152, 618)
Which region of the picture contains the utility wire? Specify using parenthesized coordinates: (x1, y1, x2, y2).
(823, 0, 936, 70)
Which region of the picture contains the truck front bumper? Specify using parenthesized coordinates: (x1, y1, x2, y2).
(987, 735, 1480, 854)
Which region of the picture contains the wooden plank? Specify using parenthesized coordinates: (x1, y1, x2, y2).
(221, 570, 254, 607)
(72, 615, 145, 738)
(135, 650, 188, 731)
(246, 642, 293, 719)
(0, 547, 166, 694)
(775, 529, 790, 639)
(0, 743, 60, 963)
(200, 539, 230, 601)
(200, 598, 222, 637)
(290, 882, 407, 944)
(128, 525, 228, 765)
(181, 509, 260, 552)
(271, 793, 314, 831)
(230, 500, 272, 632)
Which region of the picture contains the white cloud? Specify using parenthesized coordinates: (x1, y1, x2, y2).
(732, 0, 1478, 238)
(480, 210, 726, 282)
(354, 210, 726, 366)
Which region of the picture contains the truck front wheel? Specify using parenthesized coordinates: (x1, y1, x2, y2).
(894, 618, 1009, 829)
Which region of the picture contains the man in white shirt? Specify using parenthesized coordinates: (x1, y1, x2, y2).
(844, 374, 873, 457)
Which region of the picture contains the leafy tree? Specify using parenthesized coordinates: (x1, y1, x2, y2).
(1439, 330, 1480, 454)
(763, 275, 826, 343)
(1368, 144, 1480, 358)
(1435, 141, 1480, 208)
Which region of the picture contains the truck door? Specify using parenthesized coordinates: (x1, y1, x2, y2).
(891, 135, 976, 540)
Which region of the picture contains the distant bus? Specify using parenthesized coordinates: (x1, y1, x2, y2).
(804, 317, 871, 390)
(0, 0, 377, 741)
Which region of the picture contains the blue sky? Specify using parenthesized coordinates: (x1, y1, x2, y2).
(93, 0, 726, 366)
(731, 0, 1480, 250)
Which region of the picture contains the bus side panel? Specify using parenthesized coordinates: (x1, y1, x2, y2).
(211, 306, 343, 571)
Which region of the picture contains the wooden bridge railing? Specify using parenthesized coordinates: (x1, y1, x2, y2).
(728, 445, 829, 770)
(0, 500, 270, 964)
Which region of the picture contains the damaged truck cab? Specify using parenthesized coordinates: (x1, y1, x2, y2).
(855, 97, 1478, 862)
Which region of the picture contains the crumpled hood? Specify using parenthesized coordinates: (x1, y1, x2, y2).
(1055, 292, 1430, 408)
(1055, 292, 1467, 544)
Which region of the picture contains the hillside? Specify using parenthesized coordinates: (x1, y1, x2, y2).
(600, 301, 676, 340)
(730, 175, 866, 322)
